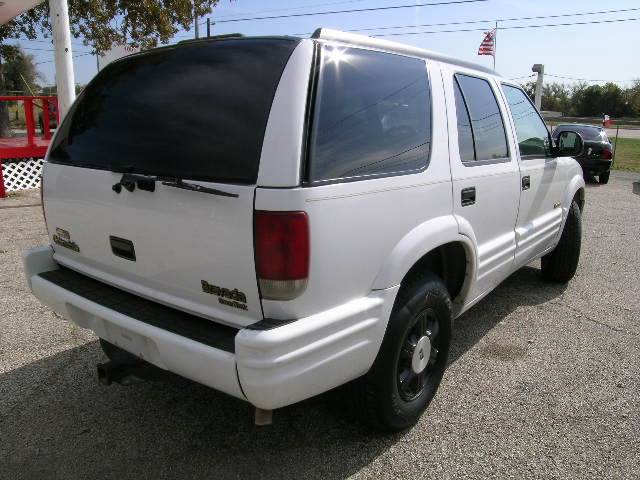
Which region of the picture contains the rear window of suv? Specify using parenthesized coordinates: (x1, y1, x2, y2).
(307, 45, 432, 183)
(554, 125, 607, 142)
(49, 38, 299, 184)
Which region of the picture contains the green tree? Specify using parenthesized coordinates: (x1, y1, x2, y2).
(627, 80, 640, 116)
(0, 45, 42, 135)
(0, 45, 41, 94)
(0, 1, 222, 53)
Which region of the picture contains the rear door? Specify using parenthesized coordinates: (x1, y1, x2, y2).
(444, 69, 521, 299)
(500, 83, 566, 266)
(43, 38, 300, 328)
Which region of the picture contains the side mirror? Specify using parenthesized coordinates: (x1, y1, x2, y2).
(554, 131, 584, 157)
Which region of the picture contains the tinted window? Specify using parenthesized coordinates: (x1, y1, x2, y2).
(49, 39, 299, 183)
(502, 84, 549, 157)
(455, 74, 508, 162)
(308, 46, 431, 182)
(454, 78, 475, 162)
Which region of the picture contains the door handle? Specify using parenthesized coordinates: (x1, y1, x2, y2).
(522, 176, 531, 191)
(461, 187, 476, 206)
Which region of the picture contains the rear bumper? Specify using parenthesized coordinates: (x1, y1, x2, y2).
(578, 158, 612, 175)
(24, 245, 397, 409)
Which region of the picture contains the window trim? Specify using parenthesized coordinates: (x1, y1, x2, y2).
(302, 42, 434, 187)
(453, 72, 511, 167)
(500, 81, 552, 161)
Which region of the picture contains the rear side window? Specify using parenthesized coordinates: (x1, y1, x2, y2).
(307, 45, 432, 183)
(453, 80, 475, 162)
(502, 84, 550, 158)
(49, 38, 299, 183)
(454, 74, 509, 163)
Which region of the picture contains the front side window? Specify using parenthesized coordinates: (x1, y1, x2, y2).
(307, 45, 432, 183)
(454, 74, 509, 163)
(502, 84, 550, 158)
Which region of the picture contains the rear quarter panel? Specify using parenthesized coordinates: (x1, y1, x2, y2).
(255, 59, 457, 320)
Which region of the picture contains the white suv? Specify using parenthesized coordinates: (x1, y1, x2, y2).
(24, 29, 586, 431)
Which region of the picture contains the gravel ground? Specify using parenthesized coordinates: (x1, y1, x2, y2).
(1, 172, 639, 480)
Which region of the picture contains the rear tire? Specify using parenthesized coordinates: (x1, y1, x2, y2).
(351, 273, 453, 432)
(599, 171, 610, 184)
(541, 200, 582, 283)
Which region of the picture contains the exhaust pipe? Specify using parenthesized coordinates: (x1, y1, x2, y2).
(255, 408, 273, 426)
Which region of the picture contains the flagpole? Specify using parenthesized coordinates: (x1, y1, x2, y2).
(494, 21, 497, 70)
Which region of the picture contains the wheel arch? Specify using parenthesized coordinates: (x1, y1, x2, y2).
(564, 171, 586, 212)
(372, 216, 477, 313)
(549, 171, 585, 247)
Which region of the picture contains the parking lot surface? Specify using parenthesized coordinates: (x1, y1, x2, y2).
(1, 172, 639, 479)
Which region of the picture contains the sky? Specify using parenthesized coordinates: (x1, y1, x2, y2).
(11, 0, 640, 88)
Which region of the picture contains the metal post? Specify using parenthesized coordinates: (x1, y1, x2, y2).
(532, 64, 545, 111)
(49, 0, 76, 119)
(207, 18, 211, 37)
(24, 98, 35, 146)
(612, 124, 619, 168)
(194, 2, 200, 39)
(42, 98, 51, 139)
(0, 161, 5, 198)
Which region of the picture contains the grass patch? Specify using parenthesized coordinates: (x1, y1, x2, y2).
(612, 137, 640, 172)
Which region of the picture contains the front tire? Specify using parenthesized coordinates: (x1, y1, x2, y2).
(353, 273, 453, 431)
(599, 171, 610, 184)
(541, 200, 582, 283)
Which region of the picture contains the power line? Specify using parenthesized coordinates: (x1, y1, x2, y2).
(11, 37, 86, 47)
(213, 0, 488, 24)
(305, 6, 640, 35)
(545, 74, 637, 83)
(374, 16, 640, 37)
(34, 52, 93, 65)
(508, 73, 636, 84)
(6, 43, 92, 53)
(213, 0, 371, 20)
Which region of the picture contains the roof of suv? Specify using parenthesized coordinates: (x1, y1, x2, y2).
(312, 28, 498, 76)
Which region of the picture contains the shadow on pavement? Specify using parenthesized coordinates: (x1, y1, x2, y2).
(0, 267, 566, 480)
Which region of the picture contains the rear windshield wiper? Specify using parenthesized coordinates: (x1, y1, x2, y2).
(111, 173, 238, 198)
(161, 178, 239, 198)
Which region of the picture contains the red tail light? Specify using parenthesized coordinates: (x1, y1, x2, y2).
(255, 211, 309, 301)
(601, 149, 613, 160)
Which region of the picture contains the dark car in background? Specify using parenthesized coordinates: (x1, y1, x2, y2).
(552, 124, 613, 184)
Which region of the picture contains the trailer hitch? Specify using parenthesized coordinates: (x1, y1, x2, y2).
(97, 358, 163, 386)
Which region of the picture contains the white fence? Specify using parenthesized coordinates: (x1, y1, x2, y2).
(1, 158, 43, 192)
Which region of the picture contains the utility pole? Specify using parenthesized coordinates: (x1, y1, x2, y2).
(194, 2, 200, 39)
(207, 18, 211, 37)
(49, 0, 76, 119)
(532, 64, 545, 111)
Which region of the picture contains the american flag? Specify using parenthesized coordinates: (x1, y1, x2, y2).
(478, 29, 496, 57)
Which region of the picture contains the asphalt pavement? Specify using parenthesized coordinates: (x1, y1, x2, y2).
(1, 172, 639, 479)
